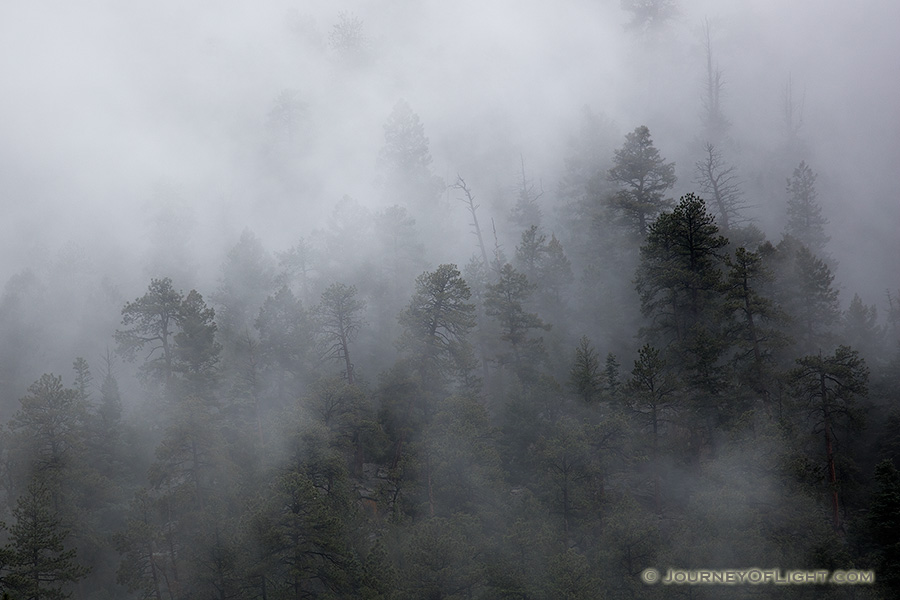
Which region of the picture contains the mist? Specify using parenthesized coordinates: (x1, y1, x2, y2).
(0, 0, 898, 598)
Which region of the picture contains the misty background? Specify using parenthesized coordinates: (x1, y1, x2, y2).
(1, 1, 899, 598)
(2, 0, 897, 298)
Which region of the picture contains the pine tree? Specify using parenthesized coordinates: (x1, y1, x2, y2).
(509, 157, 544, 230)
(869, 459, 900, 596)
(484, 264, 550, 378)
(607, 125, 677, 237)
(71, 358, 92, 403)
(570, 336, 602, 403)
(8, 374, 87, 482)
(768, 238, 840, 355)
(173, 289, 221, 397)
(789, 346, 868, 531)
(785, 161, 829, 255)
(213, 230, 277, 350)
(514, 226, 547, 283)
(317, 283, 365, 385)
(635, 193, 728, 392)
(398, 265, 477, 390)
(626, 344, 678, 511)
(842, 294, 884, 366)
(378, 99, 443, 209)
(6, 479, 90, 599)
(115, 277, 183, 387)
(721, 246, 788, 398)
(256, 285, 313, 400)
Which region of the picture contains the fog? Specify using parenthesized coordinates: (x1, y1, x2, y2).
(0, 1, 898, 597)
(4, 1, 897, 293)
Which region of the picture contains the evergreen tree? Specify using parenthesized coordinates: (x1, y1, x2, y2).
(635, 193, 728, 392)
(626, 344, 678, 511)
(247, 470, 358, 598)
(112, 489, 168, 600)
(484, 264, 550, 378)
(767, 237, 840, 355)
(604, 352, 621, 397)
(607, 125, 677, 237)
(399, 515, 485, 599)
(8, 374, 87, 484)
(317, 283, 365, 385)
(842, 294, 884, 366)
(532, 417, 598, 540)
(71, 358, 92, 403)
(621, 0, 678, 32)
(789, 346, 868, 531)
(374, 205, 426, 301)
(276, 237, 318, 305)
(513, 226, 547, 283)
(569, 336, 602, 403)
(398, 265, 477, 389)
(256, 285, 313, 401)
(115, 277, 183, 387)
(6, 479, 90, 599)
(329, 11, 370, 68)
(868, 459, 900, 596)
(785, 161, 829, 255)
(721, 246, 788, 401)
(172, 289, 221, 397)
(539, 234, 574, 306)
(509, 158, 543, 230)
(378, 100, 443, 209)
(213, 229, 277, 350)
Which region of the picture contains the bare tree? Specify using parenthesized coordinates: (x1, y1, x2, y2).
(694, 143, 745, 234)
(700, 20, 729, 143)
(782, 74, 805, 154)
(454, 175, 490, 272)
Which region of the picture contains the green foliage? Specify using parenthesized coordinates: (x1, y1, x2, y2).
(8, 374, 88, 486)
(317, 283, 366, 385)
(398, 515, 485, 600)
(247, 469, 359, 598)
(722, 247, 788, 374)
(868, 459, 900, 595)
(213, 230, 277, 345)
(621, 0, 678, 32)
(173, 290, 221, 396)
(785, 161, 829, 255)
(532, 416, 600, 539)
(636, 194, 729, 398)
(256, 285, 313, 401)
(71, 358, 92, 403)
(773, 237, 840, 355)
(398, 264, 476, 388)
(378, 100, 443, 207)
(842, 294, 884, 366)
(545, 548, 602, 600)
(484, 263, 550, 377)
(5, 479, 90, 599)
(514, 226, 547, 282)
(425, 396, 503, 517)
(789, 346, 868, 531)
(115, 278, 183, 385)
(607, 125, 677, 236)
(570, 336, 602, 403)
(626, 344, 678, 466)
